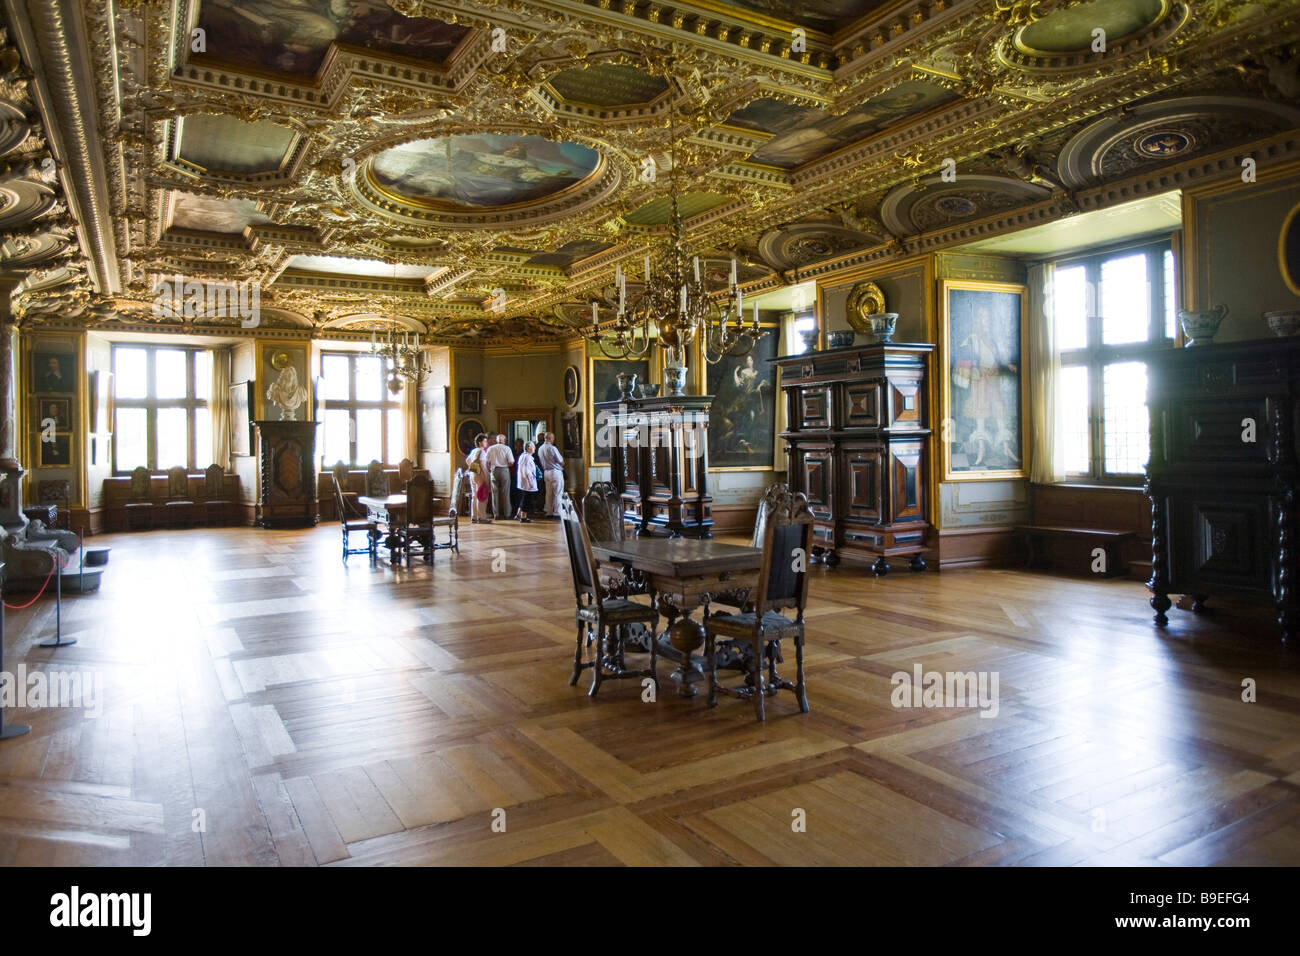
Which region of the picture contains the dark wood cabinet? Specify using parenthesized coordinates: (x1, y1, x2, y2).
(773, 343, 933, 573)
(598, 394, 712, 538)
(254, 420, 319, 528)
(1145, 338, 1299, 643)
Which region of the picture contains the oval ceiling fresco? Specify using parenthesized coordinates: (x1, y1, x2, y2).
(369, 135, 603, 209)
(1016, 0, 1166, 54)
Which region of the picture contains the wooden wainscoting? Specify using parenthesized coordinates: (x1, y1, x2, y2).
(934, 526, 1024, 570)
(709, 504, 759, 536)
(1029, 484, 1150, 576)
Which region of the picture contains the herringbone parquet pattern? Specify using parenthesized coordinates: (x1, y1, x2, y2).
(1, 521, 1297, 866)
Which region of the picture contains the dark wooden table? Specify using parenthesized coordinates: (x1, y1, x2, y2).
(590, 537, 762, 697)
(359, 494, 438, 563)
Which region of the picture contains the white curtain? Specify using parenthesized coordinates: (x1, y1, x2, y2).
(212, 347, 231, 469)
(1027, 261, 1062, 484)
(773, 312, 801, 475)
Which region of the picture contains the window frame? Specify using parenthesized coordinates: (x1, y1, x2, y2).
(318, 350, 404, 468)
(111, 344, 211, 475)
(1053, 236, 1177, 486)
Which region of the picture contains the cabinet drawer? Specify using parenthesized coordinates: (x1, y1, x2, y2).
(797, 387, 833, 430)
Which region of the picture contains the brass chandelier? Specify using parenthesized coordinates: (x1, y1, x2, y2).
(369, 327, 429, 393)
(580, 74, 766, 371)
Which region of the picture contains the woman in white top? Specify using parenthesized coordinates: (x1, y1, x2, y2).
(514, 441, 538, 522)
(466, 434, 492, 523)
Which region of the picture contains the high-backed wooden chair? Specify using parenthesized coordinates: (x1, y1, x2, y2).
(582, 480, 645, 597)
(124, 466, 154, 531)
(334, 474, 377, 563)
(330, 461, 360, 521)
(711, 482, 783, 612)
(37, 479, 71, 530)
(203, 464, 232, 526)
(704, 487, 813, 721)
(430, 468, 465, 555)
(365, 459, 389, 497)
(399, 473, 435, 565)
(398, 458, 414, 484)
(164, 466, 195, 527)
(559, 492, 658, 697)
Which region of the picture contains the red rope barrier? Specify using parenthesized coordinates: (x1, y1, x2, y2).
(3, 552, 69, 610)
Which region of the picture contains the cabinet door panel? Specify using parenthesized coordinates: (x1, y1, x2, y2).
(797, 446, 834, 521)
(798, 387, 832, 430)
(1172, 495, 1271, 593)
(841, 383, 880, 429)
(841, 445, 882, 522)
(890, 441, 925, 522)
(1166, 398, 1271, 466)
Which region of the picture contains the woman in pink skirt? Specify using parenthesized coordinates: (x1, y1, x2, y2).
(466, 433, 491, 523)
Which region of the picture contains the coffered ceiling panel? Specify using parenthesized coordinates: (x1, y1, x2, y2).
(168, 193, 271, 234)
(545, 65, 670, 109)
(194, 0, 472, 76)
(702, 0, 892, 34)
(175, 114, 298, 174)
(746, 81, 960, 169)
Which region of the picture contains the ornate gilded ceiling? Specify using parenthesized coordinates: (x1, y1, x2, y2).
(0, 0, 1299, 345)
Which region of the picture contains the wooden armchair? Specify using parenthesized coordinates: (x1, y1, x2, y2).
(124, 466, 154, 531)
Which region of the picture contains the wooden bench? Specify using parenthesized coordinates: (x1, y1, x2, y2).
(1017, 525, 1136, 578)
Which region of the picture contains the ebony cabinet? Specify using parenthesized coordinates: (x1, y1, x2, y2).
(254, 420, 318, 528)
(1145, 338, 1299, 643)
(773, 343, 933, 573)
(598, 394, 712, 538)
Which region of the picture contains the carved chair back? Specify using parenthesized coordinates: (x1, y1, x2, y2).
(754, 487, 814, 619)
(559, 492, 602, 609)
(447, 468, 466, 519)
(405, 473, 433, 525)
(203, 464, 227, 501)
(581, 481, 625, 544)
(365, 460, 389, 497)
(129, 466, 151, 501)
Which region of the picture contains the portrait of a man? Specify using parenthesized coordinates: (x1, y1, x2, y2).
(34, 353, 75, 393)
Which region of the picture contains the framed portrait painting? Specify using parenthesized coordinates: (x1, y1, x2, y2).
(939, 279, 1027, 481)
(32, 352, 75, 393)
(458, 387, 482, 414)
(705, 326, 779, 470)
(35, 396, 71, 431)
(562, 411, 582, 457)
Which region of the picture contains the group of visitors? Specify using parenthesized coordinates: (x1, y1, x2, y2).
(464, 430, 565, 524)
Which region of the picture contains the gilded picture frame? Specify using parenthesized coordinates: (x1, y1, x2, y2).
(938, 279, 1028, 482)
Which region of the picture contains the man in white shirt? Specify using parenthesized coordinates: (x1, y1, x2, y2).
(536, 432, 565, 518)
(484, 433, 515, 520)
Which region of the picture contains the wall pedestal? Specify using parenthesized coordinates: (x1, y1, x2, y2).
(254, 420, 318, 528)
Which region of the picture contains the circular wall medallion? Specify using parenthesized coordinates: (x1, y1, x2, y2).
(1280, 201, 1300, 297)
(563, 365, 580, 408)
(456, 418, 486, 457)
(1134, 129, 1192, 158)
(270, 351, 290, 370)
(370, 134, 602, 210)
(846, 281, 886, 334)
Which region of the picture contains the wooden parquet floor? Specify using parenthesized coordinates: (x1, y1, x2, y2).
(1, 520, 1298, 866)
